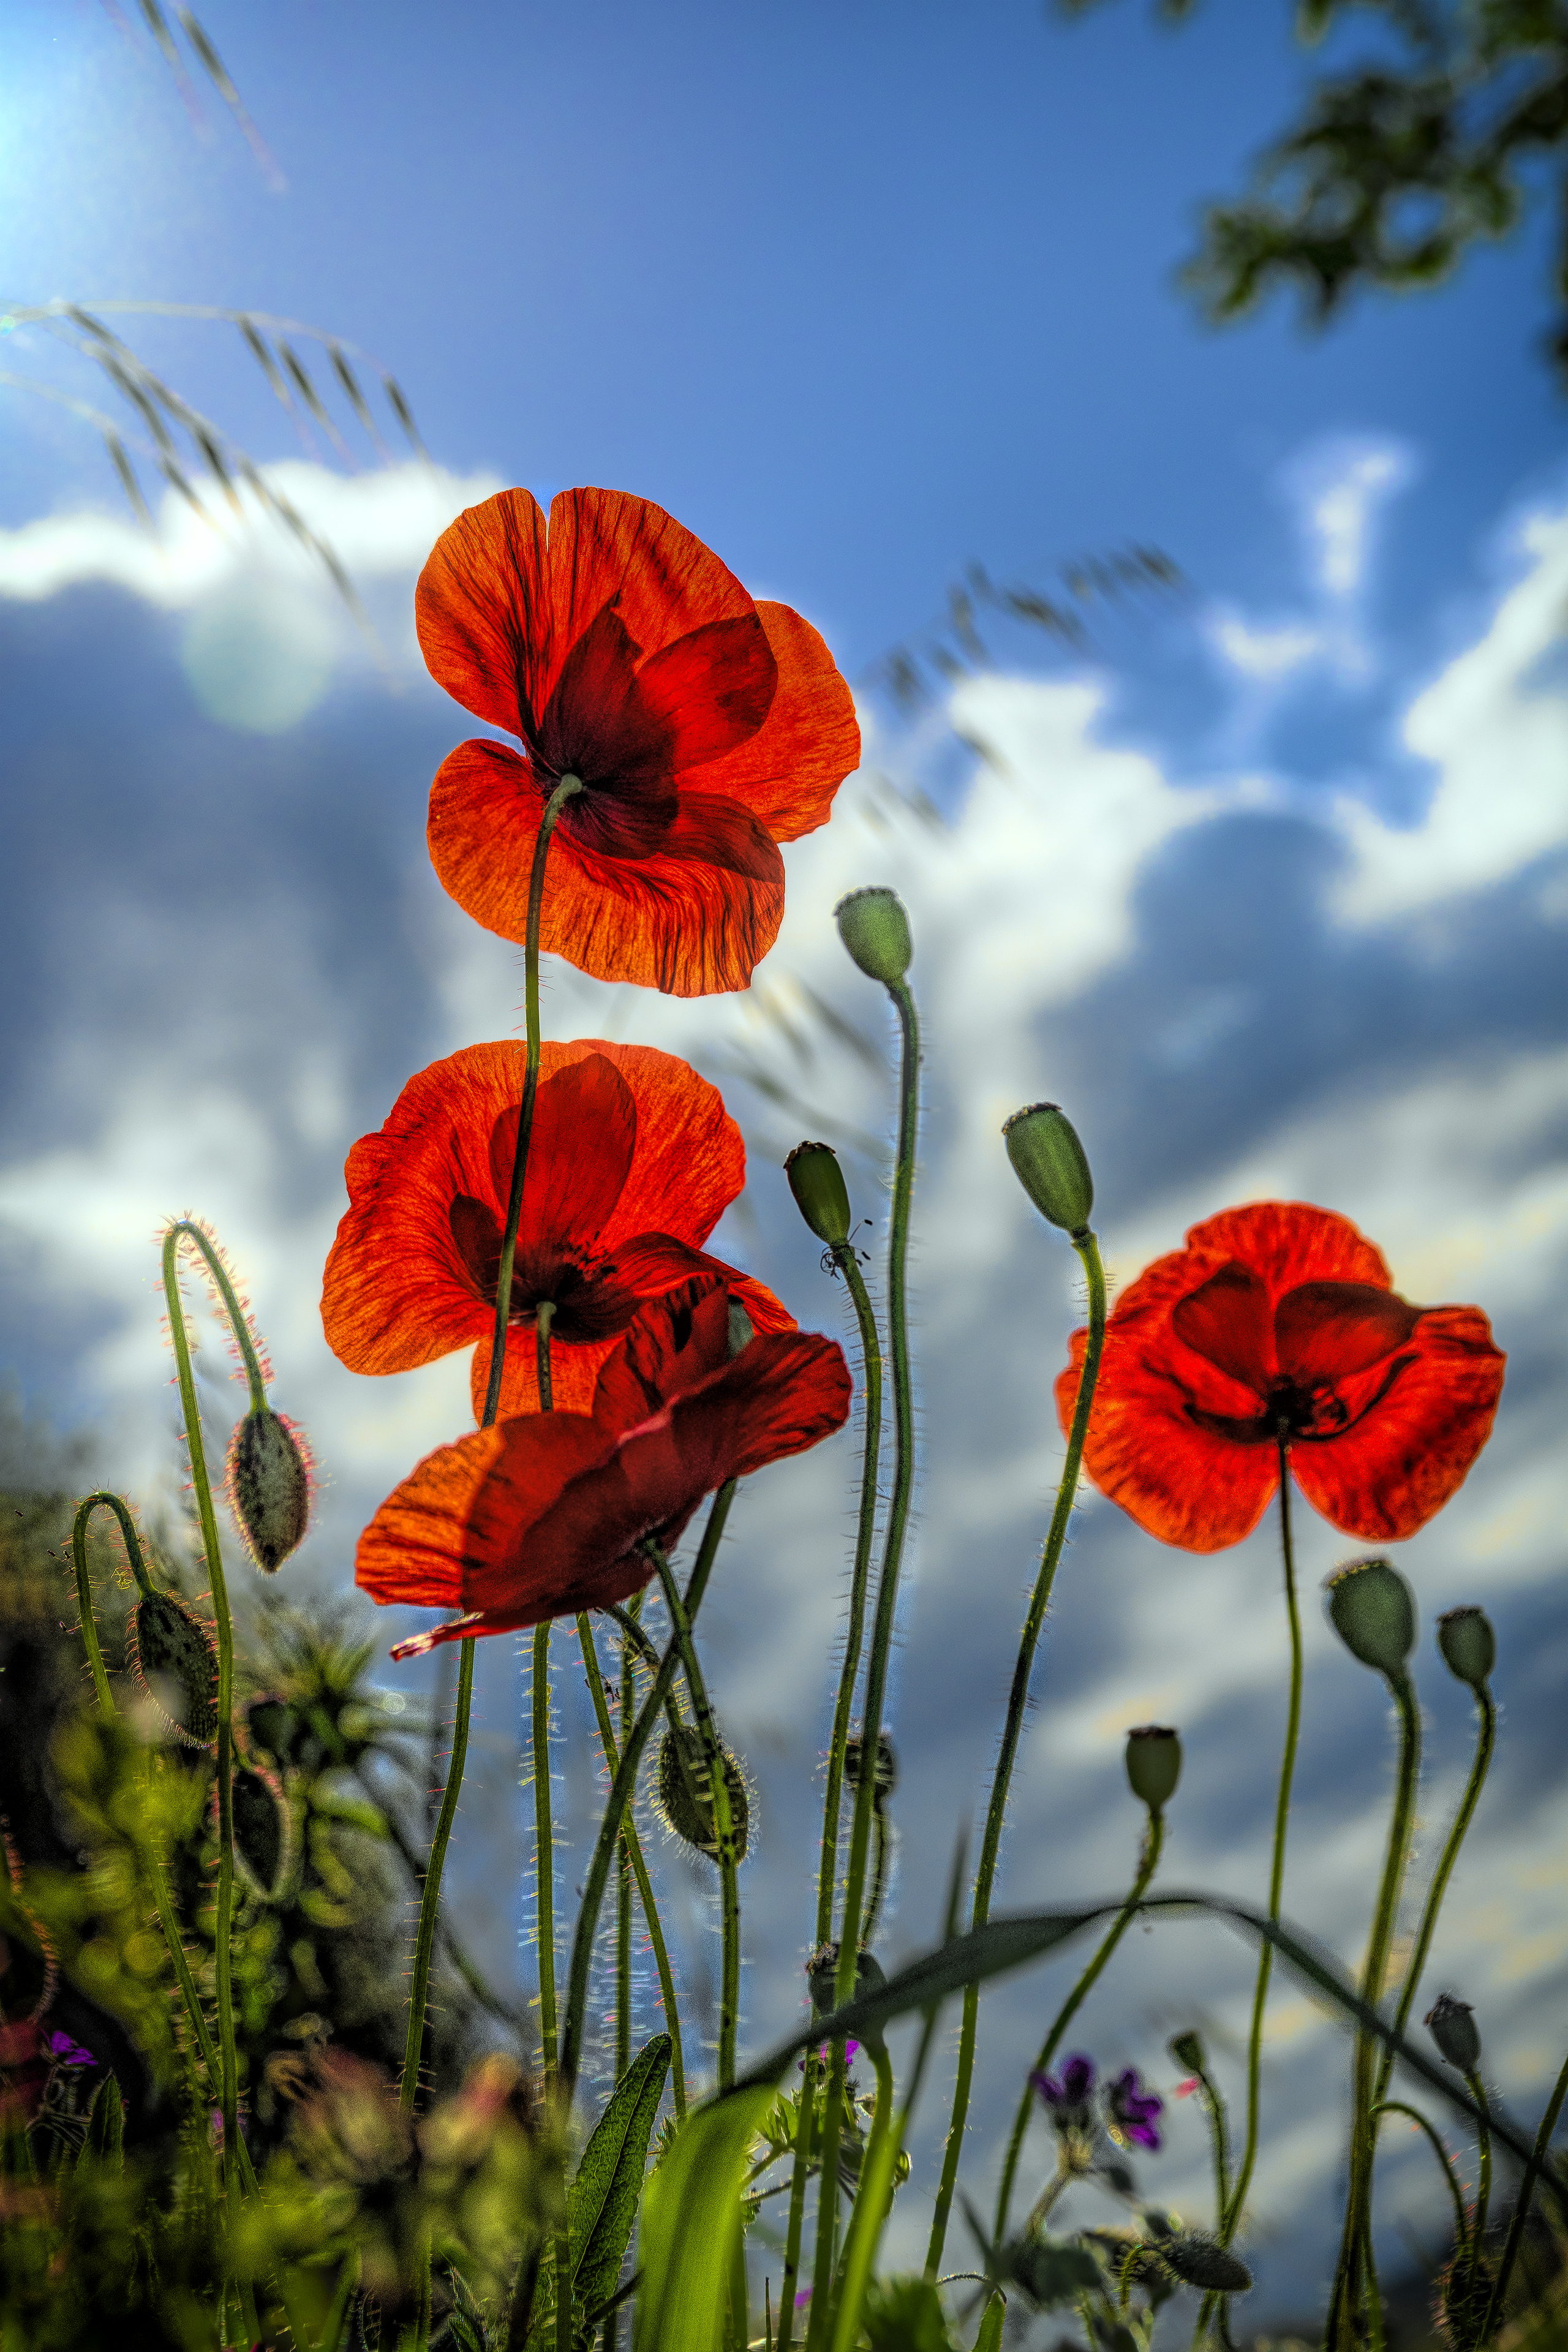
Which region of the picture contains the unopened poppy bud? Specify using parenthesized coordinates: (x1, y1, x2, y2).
(129, 1589, 219, 1746)
(805, 1942, 886, 2017)
(835, 886, 912, 984)
(232, 1764, 288, 1894)
(726, 1300, 755, 1360)
(1158, 2236, 1252, 2294)
(657, 1723, 750, 1864)
(1125, 1725, 1182, 1812)
(844, 1730, 897, 1800)
(226, 1408, 311, 1574)
(1437, 1607, 1495, 1691)
(1003, 1102, 1095, 1236)
(1425, 1994, 1481, 2072)
(785, 1142, 853, 1248)
(1325, 1557, 1415, 1680)
(1167, 2029, 1206, 2075)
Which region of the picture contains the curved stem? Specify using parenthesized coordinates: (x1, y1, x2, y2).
(160, 1221, 241, 2178)
(1374, 1686, 1496, 2111)
(1371, 2103, 1470, 2260)
(400, 1635, 475, 2110)
(70, 1492, 141, 1711)
(557, 1483, 735, 2097)
(925, 1224, 1107, 2278)
(814, 1246, 886, 1951)
(1191, 2055, 1232, 2234)
(651, 1546, 741, 2089)
(827, 2041, 897, 2352)
(576, 1614, 687, 2119)
(532, 1623, 558, 2079)
(1222, 1439, 1303, 2247)
(162, 1220, 269, 1415)
(1482, 2041, 1568, 2340)
(1464, 2067, 1492, 2289)
(994, 1806, 1164, 2241)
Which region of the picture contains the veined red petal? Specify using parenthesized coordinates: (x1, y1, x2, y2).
(543, 488, 758, 678)
(1057, 1325, 1280, 1553)
(696, 601, 860, 841)
(1170, 1264, 1275, 1395)
(1289, 1303, 1505, 1539)
(491, 1054, 637, 1253)
(1273, 1281, 1422, 1388)
(415, 488, 552, 738)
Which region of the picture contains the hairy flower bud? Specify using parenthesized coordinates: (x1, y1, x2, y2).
(1125, 1725, 1182, 1812)
(805, 1942, 886, 2018)
(1157, 2236, 1253, 2293)
(835, 886, 912, 984)
(1325, 1556, 1415, 1679)
(1168, 2029, 1206, 2075)
(226, 1408, 311, 1574)
(657, 1722, 750, 1863)
(232, 1764, 288, 1894)
(844, 1730, 897, 1800)
(129, 1588, 219, 1745)
(1425, 1994, 1482, 2073)
(785, 1142, 853, 1248)
(1438, 2248, 1496, 2350)
(1437, 1606, 1495, 1692)
(1003, 1102, 1095, 1236)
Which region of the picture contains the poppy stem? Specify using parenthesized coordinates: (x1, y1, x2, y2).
(924, 1222, 1107, 2282)
(160, 1221, 243, 2189)
(1370, 2101, 1470, 2260)
(1481, 2038, 1568, 2340)
(649, 1544, 742, 2090)
(532, 1622, 558, 2078)
(616, 1621, 634, 2091)
(537, 1301, 555, 1413)
(557, 1480, 736, 2099)
(992, 1804, 1166, 2242)
(399, 1632, 475, 2112)
(1219, 1438, 1303, 2255)
(481, 771, 582, 1428)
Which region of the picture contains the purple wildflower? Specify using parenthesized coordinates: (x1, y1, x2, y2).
(1104, 2066, 1163, 2152)
(1031, 2052, 1096, 2134)
(47, 2031, 94, 2070)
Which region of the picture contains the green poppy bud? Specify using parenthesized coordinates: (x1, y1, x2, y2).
(835, 886, 912, 984)
(844, 1730, 897, 1800)
(1168, 2029, 1206, 2075)
(1425, 1994, 1481, 2072)
(1325, 1557, 1415, 1680)
(1125, 1725, 1182, 1812)
(226, 1408, 311, 1574)
(785, 1142, 853, 1248)
(1002, 1102, 1095, 1236)
(231, 1764, 288, 1894)
(805, 1941, 886, 2018)
(129, 1588, 219, 1746)
(657, 1722, 750, 1864)
(1158, 2236, 1253, 2293)
(1437, 1606, 1495, 1692)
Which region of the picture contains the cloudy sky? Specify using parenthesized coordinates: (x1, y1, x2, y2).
(3, 0, 1567, 2328)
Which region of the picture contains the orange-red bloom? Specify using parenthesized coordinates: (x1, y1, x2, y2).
(322, 1039, 791, 1422)
(417, 488, 861, 997)
(1057, 1202, 1505, 1552)
(360, 1276, 852, 1650)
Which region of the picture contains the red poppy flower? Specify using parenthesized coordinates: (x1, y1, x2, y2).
(1055, 1202, 1505, 1552)
(322, 1039, 792, 1422)
(417, 487, 861, 997)
(360, 1275, 852, 1650)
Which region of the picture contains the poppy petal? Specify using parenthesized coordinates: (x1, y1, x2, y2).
(493, 1053, 638, 1253)
(1274, 1281, 1423, 1389)
(415, 488, 552, 738)
(630, 616, 778, 770)
(1182, 1201, 1392, 1297)
(592, 1274, 736, 1431)
(355, 1414, 606, 1611)
(696, 601, 861, 841)
(1289, 1304, 1506, 1540)
(1170, 1263, 1275, 1394)
(1057, 1324, 1280, 1552)
(543, 487, 757, 673)
(598, 1237, 794, 1340)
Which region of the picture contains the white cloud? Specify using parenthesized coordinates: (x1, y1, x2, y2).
(1291, 434, 1417, 603)
(1333, 499, 1568, 921)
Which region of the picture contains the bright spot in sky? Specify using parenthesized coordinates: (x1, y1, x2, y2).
(179, 578, 337, 732)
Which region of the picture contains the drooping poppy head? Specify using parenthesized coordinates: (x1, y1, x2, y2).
(358, 1276, 852, 1650)
(417, 488, 861, 997)
(322, 1039, 794, 1421)
(1057, 1202, 1505, 1553)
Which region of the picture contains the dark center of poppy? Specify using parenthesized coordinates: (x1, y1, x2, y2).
(1172, 1263, 1423, 1449)
(448, 1196, 639, 1346)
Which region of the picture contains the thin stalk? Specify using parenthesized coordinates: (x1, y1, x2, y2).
(1373, 1684, 1496, 2109)
(862, 1801, 891, 1947)
(401, 772, 579, 2115)
(777, 2049, 819, 2351)
(70, 1493, 129, 1713)
(1189, 2054, 1232, 2233)
(160, 1221, 242, 2178)
(576, 1615, 687, 2118)
(925, 1224, 1107, 2278)
(558, 1483, 735, 2097)
(827, 2042, 897, 2352)
(1222, 1439, 1304, 2245)
(360, 1769, 533, 2038)
(537, 1302, 556, 1415)
(1370, 2103, 1470, 2262)
(616, 1621, 633, 2086)
(1482, 2041, 1568, 2340)
(993, 1805, 1166, 2241)
(1329, 1668, 1422, 2350)
(1464, 2068, 1493, 2291)
(533, 1624, 559, 2078)
(650, 1546, 741, 2088)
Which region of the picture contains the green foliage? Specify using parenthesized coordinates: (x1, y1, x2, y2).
(859, 2276, 956, 2350)
(635, 2082, 774, 2351)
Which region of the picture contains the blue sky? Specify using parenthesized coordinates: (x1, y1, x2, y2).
(3, 0, 1567, 2329)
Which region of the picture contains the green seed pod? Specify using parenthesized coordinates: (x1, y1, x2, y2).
(243, 1694, 299, 1764)
(227, 1407, 311, 1573)
(1003, 1102, 1095, 1236)
(129, 1588, 219, 1745)
(1167, 2029, 1206, 2075)
(657, 1722, 750, 1863)
(232, 1765, 288, 1894)
(835, 886, 912, 984)
(1125, 1724, 1182, 1811)
(1158, 2236, 1253, 2294)
(1437, 1606, 1496, 1692)
(1325, 1556, 1415, 1680)
(843, 1730, 897, 1800)
(1425, 1994, 1482, 2072)
(785, 1142, 853, 1248)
